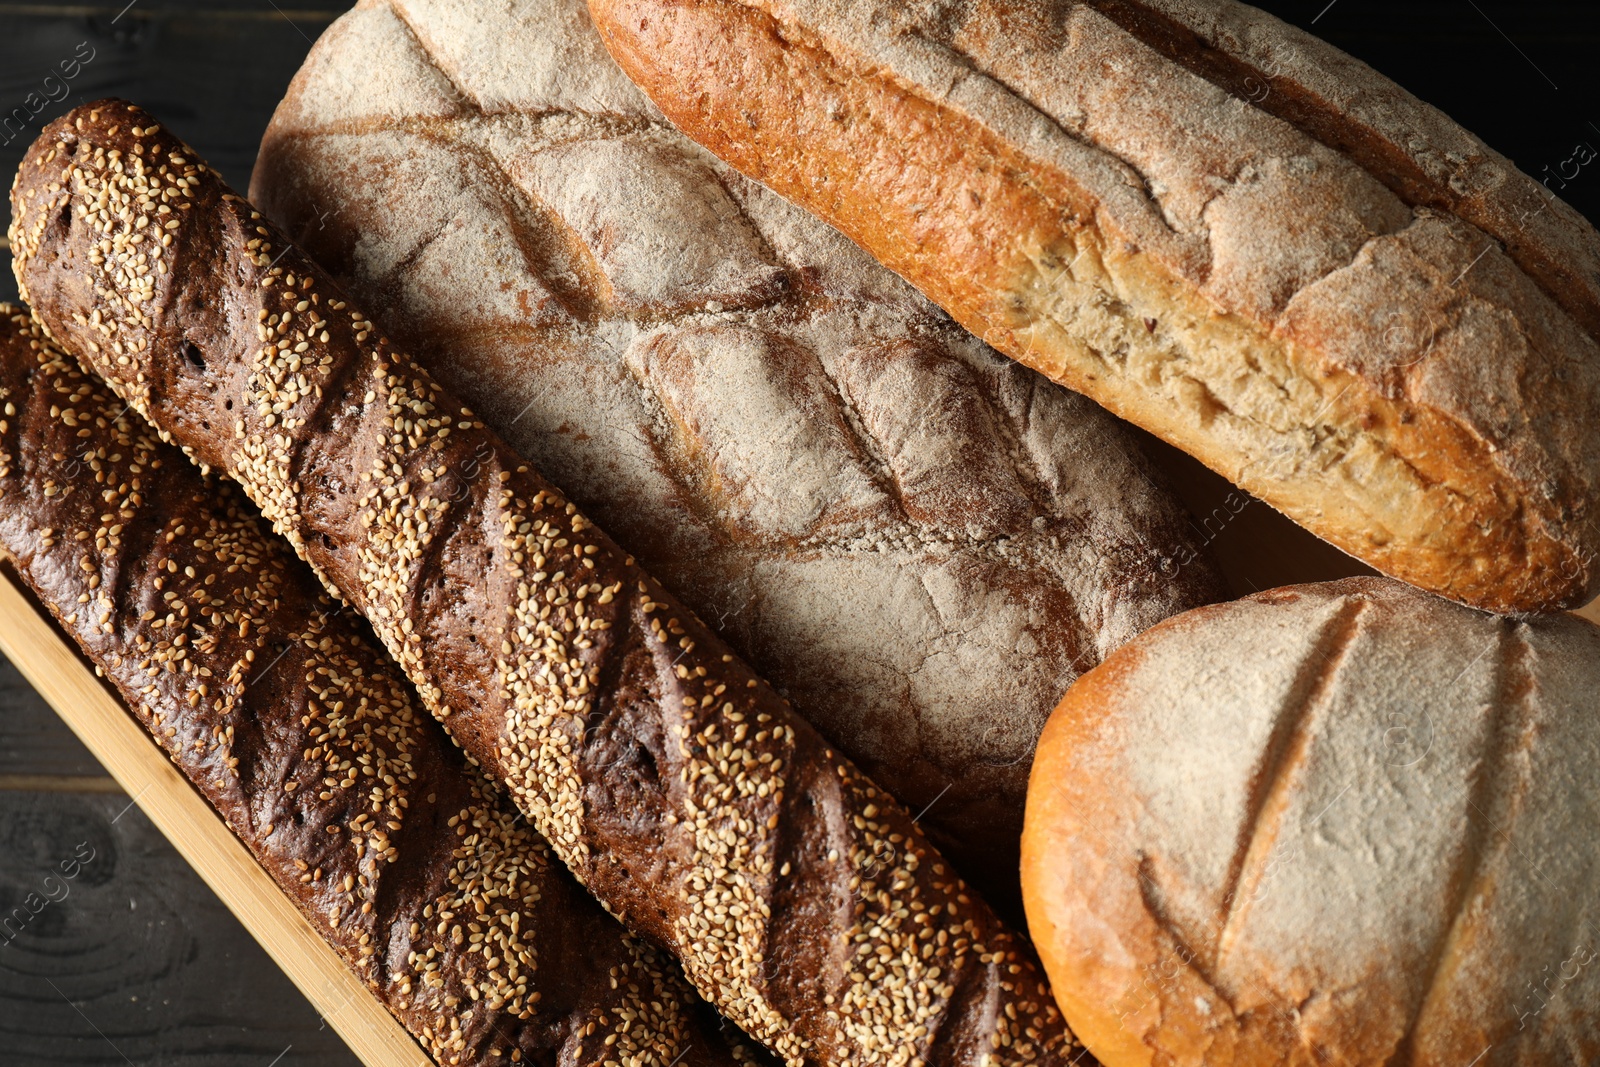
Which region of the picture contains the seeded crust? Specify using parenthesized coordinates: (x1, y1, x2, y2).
(587, 0, 1600, 614)
(11, 101, 1083, 1067)
(0, 307, 771, 1067)
(1022, 577, 1600, 1066)
(246, 0, 1227, 917)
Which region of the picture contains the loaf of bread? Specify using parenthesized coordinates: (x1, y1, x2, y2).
(247, 0, 1226, 913)
(1022, 576, 1600, 1066)
(0, 307, 767, 1067)
(12, 101, 1084, 1066)
(587, 0, 1600, 615)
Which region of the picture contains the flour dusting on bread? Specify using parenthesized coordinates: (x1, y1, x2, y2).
(250, 0, 1226, 908)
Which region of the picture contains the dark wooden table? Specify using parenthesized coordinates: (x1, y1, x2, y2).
(1, 0, 1597, 1064)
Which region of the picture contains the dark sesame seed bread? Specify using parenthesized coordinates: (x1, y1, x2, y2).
(11, 101, 1085, 1067)
(0, 306, 770, 1067)
(248, 0, 1227, 918)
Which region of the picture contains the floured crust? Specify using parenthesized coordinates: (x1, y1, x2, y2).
(1079, 0, 1600, 341)
(588, 0, 1600, 614)
(1021, 576, 1600, 1066)
(247, 0, 1226, 911)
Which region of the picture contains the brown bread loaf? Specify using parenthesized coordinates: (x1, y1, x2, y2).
(1023, 577, 1600, 1066)
(586, 0, 1600, 615)
(247, 0, 1226, 913)
(11, 101, 1084, 1067)
(0, 305, 769, 1067)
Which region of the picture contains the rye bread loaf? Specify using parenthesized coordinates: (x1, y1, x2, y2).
(246, 0, 1225, 910)
(0, 306, 765, 1067)
(587, 0, 1600, 615)
(11, 101, 1085, 1067)
(1022, 576, 1600, 1067)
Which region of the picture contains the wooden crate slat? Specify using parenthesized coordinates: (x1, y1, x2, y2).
(0, 567, 432, 1067)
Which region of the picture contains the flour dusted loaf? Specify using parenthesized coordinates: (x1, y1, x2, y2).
(1022, 576, 1600, 1067)
(12, 101, 1086, 1067)
(0, 307, 765, 1067)
(247, 0, 1225, 909)
(589, 0, 1600, 614)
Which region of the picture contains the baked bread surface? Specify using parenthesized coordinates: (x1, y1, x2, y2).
(247, 0, 1226, 911)
(1022, 576, 1600, 1066)
(1070, 0, 1600, 341)
(0, 307, 763, 1067)
(587, 0, 1600, 614)
(11, 101, 1083, 1067)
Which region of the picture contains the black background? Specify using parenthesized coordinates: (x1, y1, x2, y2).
(1271, 0, 1600, 225)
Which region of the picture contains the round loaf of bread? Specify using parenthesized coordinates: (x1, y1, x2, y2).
(1022, 577, 1600, 1066)
(250, 0, 1225, 910)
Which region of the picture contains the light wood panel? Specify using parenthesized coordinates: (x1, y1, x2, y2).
(0, 567, 432, 1067)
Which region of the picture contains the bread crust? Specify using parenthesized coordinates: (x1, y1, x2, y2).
(587, 0, 1600, 614)
(11, 101, 1082, 1067)
(0, 307, 762, 1067)
(246, 0, 1226, 918)
(1076, 0, 1600, 342)
(1022, 576, 1600, 1066)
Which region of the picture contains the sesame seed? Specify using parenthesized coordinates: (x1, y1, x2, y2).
(5, 105, 1075, 1067)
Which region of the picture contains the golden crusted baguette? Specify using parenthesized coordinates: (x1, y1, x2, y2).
(587, 0, 1600, 614)
(11, 100, 1083, 1067)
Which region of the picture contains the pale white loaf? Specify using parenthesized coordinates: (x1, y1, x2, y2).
(250, 0, 1225, 909)
(1023, 577, 1600, 1066)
